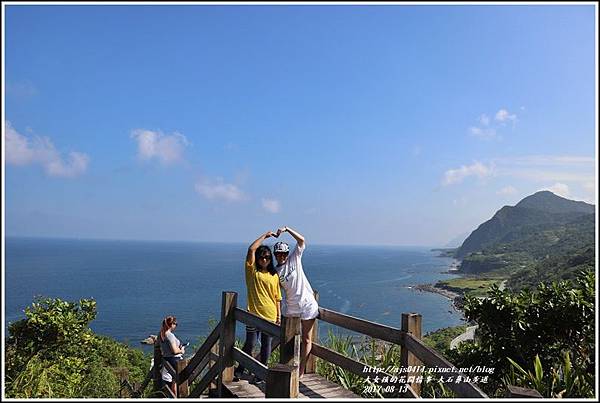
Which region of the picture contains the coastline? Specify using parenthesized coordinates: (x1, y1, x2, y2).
(413, 255, 464, 311)
(413, 283, 460, 301)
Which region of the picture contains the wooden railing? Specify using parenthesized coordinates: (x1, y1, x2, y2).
(315, 306, 488, 398)
(145, 291, 301, 398)
(142, 290, 489, 399)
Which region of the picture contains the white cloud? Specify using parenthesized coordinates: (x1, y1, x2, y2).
(496, 186, 517, 195)
(5, 121, 35, 165)
(468, 108, 516, 140)
(131, 129, 189, 165)
(469, 126, 498, 140)
(262, 198, 281, 213)
(441, 154, 594, 202)
(495, 108, 517, 123)
(194, 177, 245, 202)
(492, 155, 594, 192)
(442, 161, 493, 186)
(5, 120, 89, 177)
(469, 126, 482, 136)
(45, 151, 89, 177)
(478, 114, 490, 126)
(541, 183, 571, 198)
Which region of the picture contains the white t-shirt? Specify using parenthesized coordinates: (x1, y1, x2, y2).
(276, 243, 318, 316)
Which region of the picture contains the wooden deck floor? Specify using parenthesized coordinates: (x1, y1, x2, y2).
(223, 373, 360, 399)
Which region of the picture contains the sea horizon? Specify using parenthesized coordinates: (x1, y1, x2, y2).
(3, 235, 449, 251)
(5, 237, 465, 353)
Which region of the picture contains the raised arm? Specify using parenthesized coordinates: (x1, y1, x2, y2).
(277, 226, 305, 249)
(247, 231, 276, 266)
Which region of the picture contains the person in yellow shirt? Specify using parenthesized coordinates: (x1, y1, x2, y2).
(234, 230, 282, 382)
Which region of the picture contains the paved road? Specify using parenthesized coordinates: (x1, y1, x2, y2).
(449, 280, 505, 350)
(450, 325, 478, 350)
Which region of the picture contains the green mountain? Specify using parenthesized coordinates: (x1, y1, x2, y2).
(515, 190, 594, 214)
(456, 191, 594, 259)
(455, 191, 595, 288)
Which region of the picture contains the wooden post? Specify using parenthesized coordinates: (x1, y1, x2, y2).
(176, 359, 189, 398)
(217, 291, 237, 397)
(266, 364, 299, 398)
(208, 342, 219, 397)
(153, 340, 162, 392)
(304, 290, 319, 374)
(279, 316, 301, 367)
(506, 385, 543, 398)
(279, 315, 300, 397)
(401, 313, 423, 396)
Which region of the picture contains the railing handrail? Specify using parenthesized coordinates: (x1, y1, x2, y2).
(311, 342, 419, 398)
(232, 347, 269, 380)
(189, 356, 222, 398)
(179, 320, 222, 382)
(318, 307, 405, 345)
(132, 367, 154, 397)
(403, 333, 488, 398)
(234, 307, 281, 338)
(159, 291, 488, 399)
(316, 306, 488, 398)
(172, 308, 283, 398)
(188, 351, 217, 385)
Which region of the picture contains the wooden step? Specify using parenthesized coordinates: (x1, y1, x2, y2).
(223, 373, 360, 399)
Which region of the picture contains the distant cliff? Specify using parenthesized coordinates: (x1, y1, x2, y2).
(454, 191, 595, 287)
(456, 191, 594, 259)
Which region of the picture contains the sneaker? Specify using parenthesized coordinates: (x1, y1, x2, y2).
(233, 368, 243, 382)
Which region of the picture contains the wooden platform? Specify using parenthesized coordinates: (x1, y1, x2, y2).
(223, 373, 360, 399)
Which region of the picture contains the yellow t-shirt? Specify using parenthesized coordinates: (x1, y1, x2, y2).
(245, 261, 282, 323)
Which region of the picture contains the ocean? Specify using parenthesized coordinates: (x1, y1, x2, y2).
(5, 237, 465, 353)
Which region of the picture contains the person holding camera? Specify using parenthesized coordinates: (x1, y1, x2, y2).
(159, 316, 185, 396)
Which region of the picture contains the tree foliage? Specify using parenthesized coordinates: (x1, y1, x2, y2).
(5, 297, 150, 398)
(446, 269, 595, 397)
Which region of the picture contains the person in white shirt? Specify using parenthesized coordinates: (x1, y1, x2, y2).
(273, 226, 319, 376)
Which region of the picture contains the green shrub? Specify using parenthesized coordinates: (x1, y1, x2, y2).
(505, 352, 594, 398)
(423, 325, 467, 353)
(5, 296, 151, 398)
(447, 269, 594, 397)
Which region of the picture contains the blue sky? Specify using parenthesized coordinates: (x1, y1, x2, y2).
(4, 4, 597, 246)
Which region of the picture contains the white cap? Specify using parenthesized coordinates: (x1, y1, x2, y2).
(273, 242, 289, 253)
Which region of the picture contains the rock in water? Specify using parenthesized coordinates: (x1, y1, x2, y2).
(141, 335, 157, 345)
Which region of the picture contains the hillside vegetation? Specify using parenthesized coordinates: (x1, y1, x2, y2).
(447, 270, 594, 398)
(454, 191, 595, 290)
(5, 297, 150, 398)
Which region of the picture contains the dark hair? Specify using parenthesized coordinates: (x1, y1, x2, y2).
(255, 245, 277, 275)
